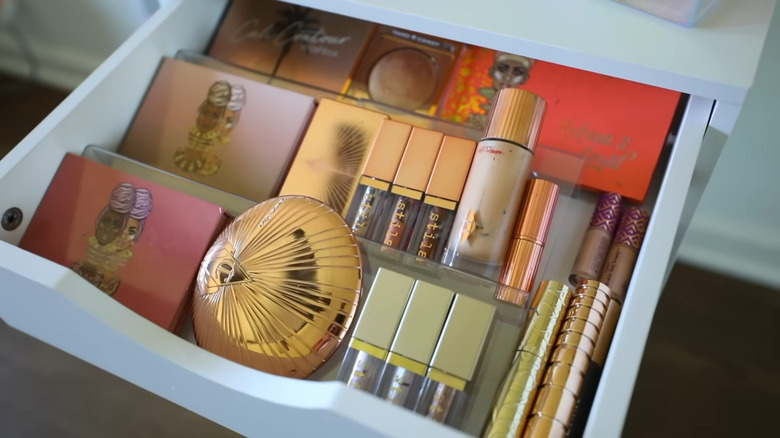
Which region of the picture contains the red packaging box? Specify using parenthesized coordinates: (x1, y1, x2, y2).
(19, 153, 229, 332)
(438, 46, 681, 202)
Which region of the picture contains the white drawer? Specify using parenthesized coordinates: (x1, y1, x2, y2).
(0, 0, 768, 436)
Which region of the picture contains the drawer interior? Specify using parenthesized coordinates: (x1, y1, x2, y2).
(0, 0, 715, 436)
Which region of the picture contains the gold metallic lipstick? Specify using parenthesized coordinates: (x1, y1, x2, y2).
(378, 280, 454, 409)
(521, 280, 610, 437)
(337, 268, 415, 394)
(484, 280, 572, 438)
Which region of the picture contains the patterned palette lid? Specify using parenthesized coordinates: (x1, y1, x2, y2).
(193, 196, 362, 378)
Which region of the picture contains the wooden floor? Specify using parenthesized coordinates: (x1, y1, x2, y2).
(1, 75, 778, 437)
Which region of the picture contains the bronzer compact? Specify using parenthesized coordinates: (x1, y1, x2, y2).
(192, 195, 363, 378)
(346, 25, 462, 115)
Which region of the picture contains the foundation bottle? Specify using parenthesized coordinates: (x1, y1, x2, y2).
(497, 179, 560, 304)
(407, 135, 477, 261)
(569, 192, 622, 286)
(598, 206, 650, 303)
(441, 88, 546, 280)
(378, 127, 444, 249)
(345, 120, 413, 239)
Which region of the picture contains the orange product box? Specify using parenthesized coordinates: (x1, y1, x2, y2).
(438, 46, 681, 202)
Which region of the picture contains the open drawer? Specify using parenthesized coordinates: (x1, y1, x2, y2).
(0, 0, 772, 436)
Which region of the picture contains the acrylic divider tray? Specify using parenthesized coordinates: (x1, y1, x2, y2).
(77, 145, 533, 436)
(175, 50, 484, 141)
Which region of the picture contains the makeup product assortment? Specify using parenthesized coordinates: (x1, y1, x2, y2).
(12, 1, 677, 435)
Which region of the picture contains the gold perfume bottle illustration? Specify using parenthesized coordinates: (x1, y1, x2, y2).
(173, 80, 247, 176)
(71, 183, 153, 296)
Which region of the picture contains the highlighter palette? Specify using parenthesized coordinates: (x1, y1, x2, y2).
(346, 25, 462, 115)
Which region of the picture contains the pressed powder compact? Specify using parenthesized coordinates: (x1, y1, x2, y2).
(347, 25, 462, 114)
(192, 195, 362, 379)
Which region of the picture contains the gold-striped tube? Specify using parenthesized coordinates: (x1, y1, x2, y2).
(484, 280, 572, 438)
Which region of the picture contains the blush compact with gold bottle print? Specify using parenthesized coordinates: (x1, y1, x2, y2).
(346, 25, 462, 115)
(192, 195, 363, 379)
(119, 57, 316, 203)
(18, 153, 229, 332)
(207, 0, 375, 94)
(278, 98, 389, 217)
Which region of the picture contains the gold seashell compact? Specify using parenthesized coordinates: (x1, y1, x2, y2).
(193, 195, 363, 378)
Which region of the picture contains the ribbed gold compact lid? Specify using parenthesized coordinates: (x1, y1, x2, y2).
(483, 88, 546, 151)
(193, 196, 362, 379)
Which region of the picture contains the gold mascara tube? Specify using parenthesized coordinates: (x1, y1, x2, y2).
(484, 280, 572, 438)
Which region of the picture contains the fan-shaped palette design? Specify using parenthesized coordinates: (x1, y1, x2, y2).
(193, 196, 362, 378)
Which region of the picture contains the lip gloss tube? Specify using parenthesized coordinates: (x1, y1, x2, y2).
(377, 281, 454, 410)
(598, 206, 650, 303)
(407, 135, 477, 261)
(337, 268, 415, 394)
(496, 179, 560, 305)
(417, 294, 495, 427)
(442, 88, 546, 281)
(484, 280, 571, 438)
(569, 192, 622, 286)
(345, 120, 413, 238)
(379, 127, 444, 249)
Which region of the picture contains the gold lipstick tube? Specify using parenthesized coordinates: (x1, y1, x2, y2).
(345, 120, 413, 238)
(337, 268, 415, 394)
(521, 281, 610, 437)
(484, 280, 571, 438)
(418, 294, 495, 426)
(377, 280, 454, 410)
(497, 179, 560, 299)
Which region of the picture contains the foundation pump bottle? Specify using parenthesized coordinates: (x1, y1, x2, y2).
(442, 88, 546, 280)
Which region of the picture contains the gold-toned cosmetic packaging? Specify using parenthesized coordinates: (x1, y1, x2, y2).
(497, 179, 560, 302)
(377, 280, 455, 409)
(417, 294, 496, 427)
(599, 206, 650, 303)
(278, 98, 389, 217)
(407, 135, 477, 261)
(442, 88, 546, 281)
(378, 127, 444, 249)
(337, 268, 416, 393)
(345, 119, 414, 238)
(484, 280, 572, 438)
(570, 192, 622, 286)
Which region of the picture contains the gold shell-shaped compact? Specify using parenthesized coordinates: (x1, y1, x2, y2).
(193, 196, 363, 378)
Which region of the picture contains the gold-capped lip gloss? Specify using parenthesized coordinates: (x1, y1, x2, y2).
(409, 135, 477, 261)
(497, 178, 560, 304)
(346, 119, 413, 238)
(421, 294, 495, 426)
(337, 268, 416, 394)
(569, 192, 622, 286)
(599, 206, 650, 303)
(484, 281, 571, 438)
(380, 280, 455, 409)
(380, 127, 444, 249)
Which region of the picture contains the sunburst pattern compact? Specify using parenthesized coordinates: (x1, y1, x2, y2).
(193, 195, 363, 378)
(278, 98, 389, 216)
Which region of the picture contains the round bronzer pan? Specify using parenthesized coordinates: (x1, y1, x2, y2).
(367, 47, 438, 110)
